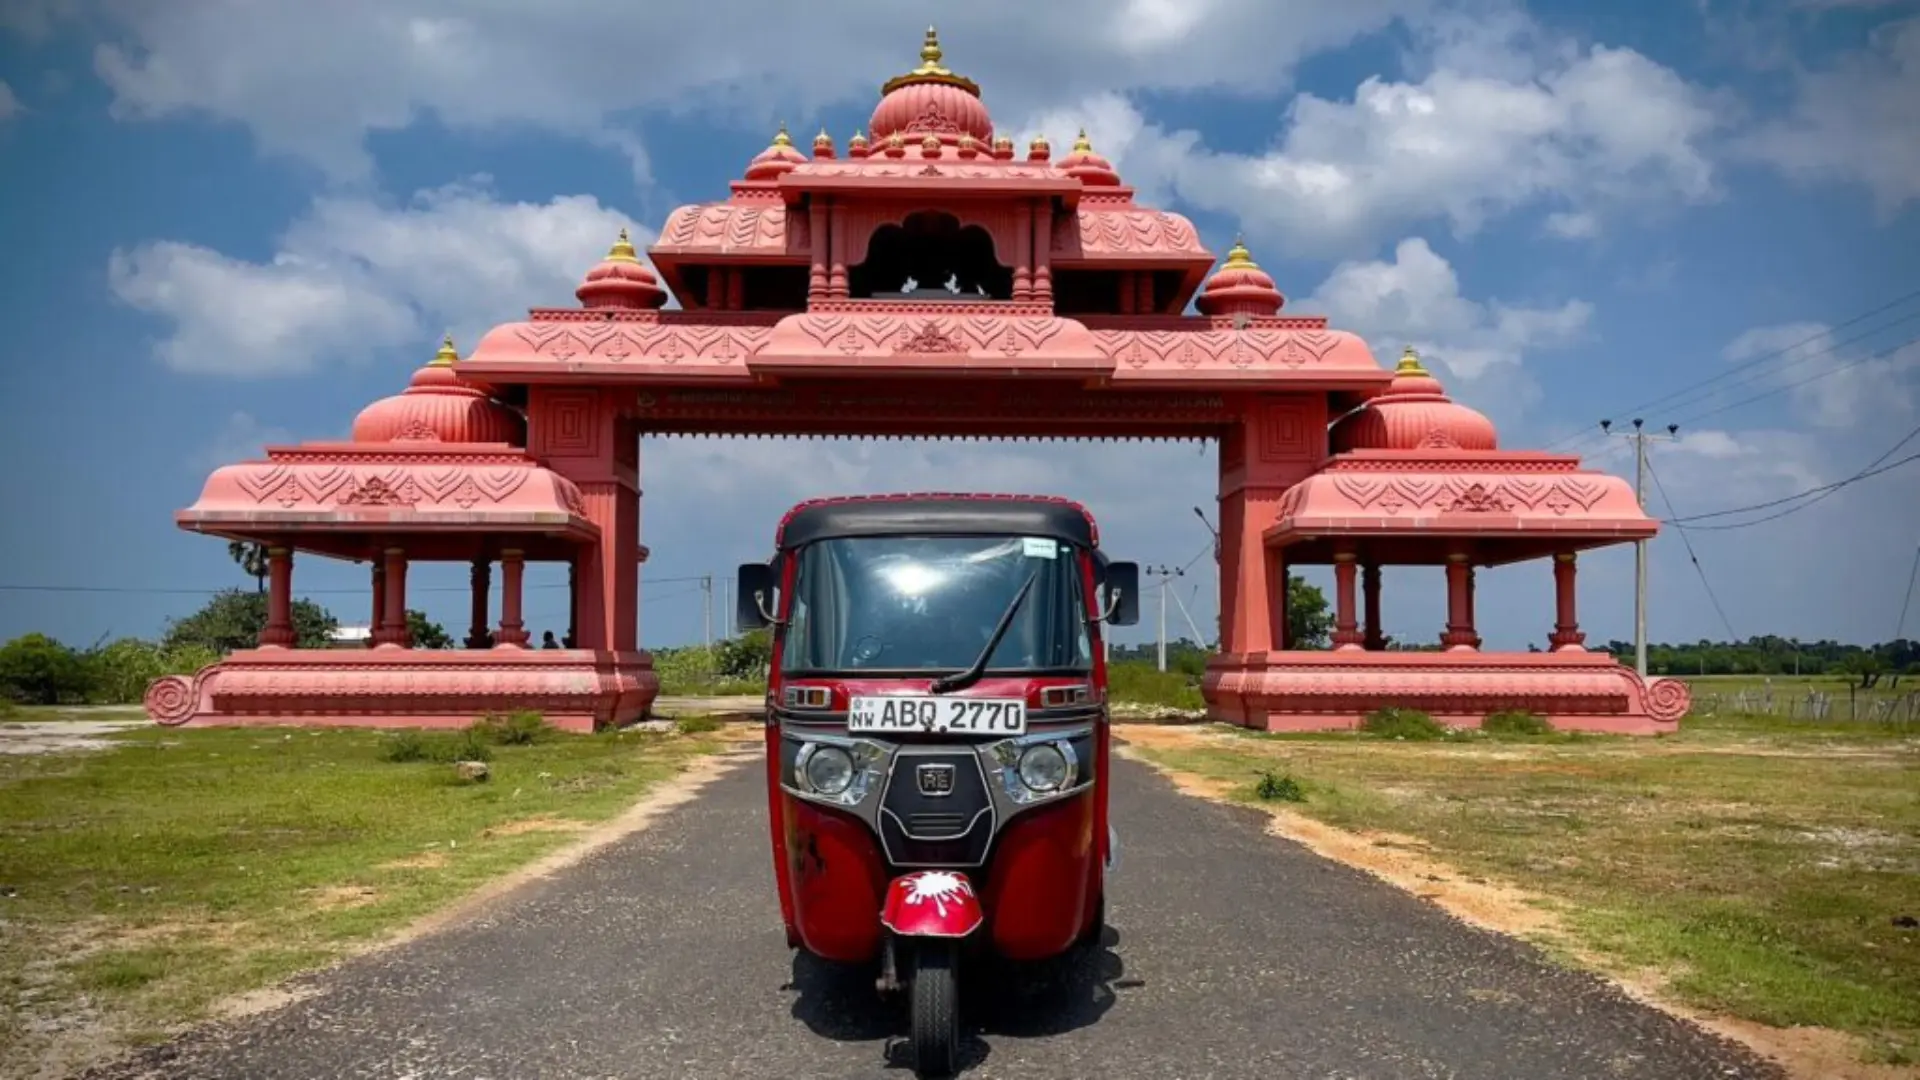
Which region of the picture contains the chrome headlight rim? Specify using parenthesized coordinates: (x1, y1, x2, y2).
(799, 743, 855, 795)
(987, 730, 1083, 805)
(790, 734, 890, 808)
(1017, 743, 1071, 793)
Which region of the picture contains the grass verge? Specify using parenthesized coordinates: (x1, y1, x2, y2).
(1119, 712, 1920, 1070)
(0, 719, 738, 1076)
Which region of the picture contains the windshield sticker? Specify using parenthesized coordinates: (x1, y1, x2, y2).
(1022, 537, 1057, 560)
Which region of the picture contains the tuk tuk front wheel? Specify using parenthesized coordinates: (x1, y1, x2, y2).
(909, 940, 959, 1078)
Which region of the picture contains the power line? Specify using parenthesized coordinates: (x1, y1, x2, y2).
(1672, 428, 1920, 531)
(1896, 545, 1919, 644)
(1660, 423, 1920, 527)
(1667, 331, 1920, 429)
(1542, 286, 1920, 451)
(1645, 455, 1737, 639)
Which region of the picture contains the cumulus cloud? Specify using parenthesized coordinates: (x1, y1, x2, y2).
(1734, 16, 1920, 214)
(108, 178, 644, 376)
(1300, 237, 1593, 387)
(0, 80, 19, 121)
(61, 0, 1423, 183)
(1716, 320, 1920, 429)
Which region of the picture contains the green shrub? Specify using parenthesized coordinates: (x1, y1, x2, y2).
(380, 731, 430, 763)
(479, 710, 552, 746)
(1105, 661, 1205, 710)
(0, 633, 92, 705)
(441, 725, 494, 763)
(1254, 769, 1307, 802)
(1359, 707, 1446, 740)
(1482, 709, 1554, 737)
(675, 714, 723, 735)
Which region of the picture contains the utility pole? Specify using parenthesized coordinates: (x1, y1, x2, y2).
(721, 575, 732, 639)
(1145, 565, 1185, 672)
(700, 574, 713, 652)
(1601, 417, 1678, 678)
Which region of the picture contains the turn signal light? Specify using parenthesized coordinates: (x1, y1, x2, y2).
(782, 685, 832, 709)
(1039, 684, 1091, 708)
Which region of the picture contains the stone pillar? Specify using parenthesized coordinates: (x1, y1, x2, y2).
(260, 546, 295, 648)
(465, 558, 492, 649)
(1012, 203, 1032, 301)
(1332, 552, 1364, 650)
(1549, 552, 1587, 651)
(726, 269, 744, 310)
(368, 560, 386, 647)
(1362, 561, 1384, 650)
(828, 203, 848, 298)
(379, 547, 408, 649)
(496, 549, 528, 647)
(1215, 398, 1326, 657)
(527, 389, 639, 652)
(807, 200, 828, 301)
(1030, 199, 1052, 303)
(1442, 553, 1480, 650)
(565, 559, 579, 648)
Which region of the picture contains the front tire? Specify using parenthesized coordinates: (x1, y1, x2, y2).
(909, 940, 960, 1078)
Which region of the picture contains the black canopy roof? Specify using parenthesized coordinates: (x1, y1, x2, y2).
(775, 495, 1098, 551)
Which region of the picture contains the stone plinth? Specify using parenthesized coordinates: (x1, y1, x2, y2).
(144, 648, 658, 732)
(1203, 650, 1690, 736)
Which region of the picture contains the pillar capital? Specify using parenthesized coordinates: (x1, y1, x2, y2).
(1554, 551, 1577, 564)
(1333, 550, 1357, 563)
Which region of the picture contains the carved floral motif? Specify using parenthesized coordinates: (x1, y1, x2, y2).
(514, 323, 771, 365)
(1092, 328, 1341, 371)
(894, 323, 966, 354)
(1328, 474, 1607, 516)
(339, 477, 414, 506)
(903, 101, 959, 135)
(790, 315, 1068, 358)
(227, 466, 539, 511)
(393, 420, 441, 442)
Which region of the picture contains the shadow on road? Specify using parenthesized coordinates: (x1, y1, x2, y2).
(786, 927, 1124, 1075)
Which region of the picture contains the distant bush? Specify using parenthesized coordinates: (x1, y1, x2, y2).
(378, 724, 496, 764)
(654, 641, 767, 696)
(1106, 661, 1205, 710)
(380, 730, 431, 763)
(1255, 769, 1307, 802)
(479, 710, 553, 746)
(1482, 710, 1554, 737)
(0, 633, 93, 705)
(1359, 707, 1446, 741)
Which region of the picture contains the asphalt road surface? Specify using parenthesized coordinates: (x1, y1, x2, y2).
(84, 750, 1786, 1080)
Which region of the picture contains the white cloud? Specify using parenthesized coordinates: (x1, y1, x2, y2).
(0, 80, 19, 121)
(194, 411, 295, 471)
(1716, 320, 1920, 429)
(1301, 237, 1593, 385)
(1734, 16, 1920, 214)
(109, 178, 643, 376)
(63, 0, 1424, 183)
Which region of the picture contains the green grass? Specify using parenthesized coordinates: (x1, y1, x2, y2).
(1105, 662, 1205, 711)
(0, 722, 731, 1072)
(1129, 710, 1920, 1064)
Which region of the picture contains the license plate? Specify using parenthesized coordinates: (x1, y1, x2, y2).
(847, 695, 1027, 736)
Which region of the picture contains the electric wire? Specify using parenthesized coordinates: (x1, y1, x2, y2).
(1897, 544, 1920, 644)
(1644, 455, 1738, 639)
(1667, 330, 1920, 429)
(1660, 422, 1920, 528)
(1541, 285, 1920, 451)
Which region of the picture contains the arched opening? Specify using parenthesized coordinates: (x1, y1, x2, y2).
(850, 211, 1014, 300)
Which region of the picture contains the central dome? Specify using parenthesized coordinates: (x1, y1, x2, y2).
(869, 27, 994, 146)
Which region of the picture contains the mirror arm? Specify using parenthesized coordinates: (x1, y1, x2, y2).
(754, 590, 786, 627)
(1092, 587, 1123, 624)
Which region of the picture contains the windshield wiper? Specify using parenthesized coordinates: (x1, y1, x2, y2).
(929, 572, 1037, 695)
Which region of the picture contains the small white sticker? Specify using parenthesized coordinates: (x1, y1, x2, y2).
(1022, 537, 1057, 559)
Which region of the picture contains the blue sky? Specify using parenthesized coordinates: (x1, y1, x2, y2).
(1, 0, 1916, 654)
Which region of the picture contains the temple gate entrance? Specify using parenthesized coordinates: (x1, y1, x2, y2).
(148, 28, 1689, 734)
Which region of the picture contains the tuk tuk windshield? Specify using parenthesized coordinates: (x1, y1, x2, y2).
(781, 534, 1093, 675)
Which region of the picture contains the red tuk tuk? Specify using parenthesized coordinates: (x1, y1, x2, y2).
(736, 494, 1140, 1077)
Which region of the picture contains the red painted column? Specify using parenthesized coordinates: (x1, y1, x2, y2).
(828, 203, 848, 297)
(1030, 199, 1052, 303)
(1550, 552, 1587, 651)
(1216, 398, 1326, 657)
(1332, 552, 1364, 650)
(465, 558, 491, 648)
(807, 200, 828, 301)
(726, 269, 744, 310)
(368, 560, 386, 647)
(1442, 553, 1480, 650)
(379, 547, 408, 649)
(1267, 548, 1290, 650)
(565, 559, 579, 648)
(496, 549, 528, 647)
(261, 546, 294, 647)
(528, 389, 638, 653)
(1362, 561, 1384, 650)
(1012, 203, 1032, 300)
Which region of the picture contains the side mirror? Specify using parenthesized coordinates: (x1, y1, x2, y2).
(1103, 561, 1141, 627)
(736, 562, 777, 630)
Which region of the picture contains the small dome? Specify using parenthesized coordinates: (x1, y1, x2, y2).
(352, 337, 525, 446)
(1331, 348, 1498, 453)
(576, 229, 667, 310)
(745, 123, 807, 181)
(1027, 133, 1051, 162)
(1194, 238, 1284, 317)
(812, 127, 835, 158)
(848, 129, 870, 157)
(869, 27, 994, 146)
(1058, 129, 1120, 186)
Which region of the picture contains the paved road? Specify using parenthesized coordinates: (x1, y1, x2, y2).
(84, 750, 1785, 1080)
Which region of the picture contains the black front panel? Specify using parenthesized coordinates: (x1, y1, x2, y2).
(878, 749, 994, 867)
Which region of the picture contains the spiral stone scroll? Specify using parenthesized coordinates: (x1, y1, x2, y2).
(144, 674, 197, 726)
(1643, 677, 1691, 724)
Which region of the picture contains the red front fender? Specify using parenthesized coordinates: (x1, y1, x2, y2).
(880, 870, 984, 938)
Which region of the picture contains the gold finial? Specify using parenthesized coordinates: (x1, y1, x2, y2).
(1223, 234, 1258, 270)
(1073, 128, 1092, 153)
(604, 227, 640, 263)
(1396, 346, 1430, 376)
(888, 131, 905, 148)
(813, 127, 833, 152)
(771, 121, 791, 148)
(881, 24, 980, 96)
(432, 334, 459, 366)
(850, 128, 868, 144)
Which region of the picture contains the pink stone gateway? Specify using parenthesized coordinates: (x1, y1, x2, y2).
(147, 27, 1687, 735)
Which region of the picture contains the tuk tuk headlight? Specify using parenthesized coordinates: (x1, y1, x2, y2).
(1017, 744, 1070, 793)
(800, 744, 855, 795)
